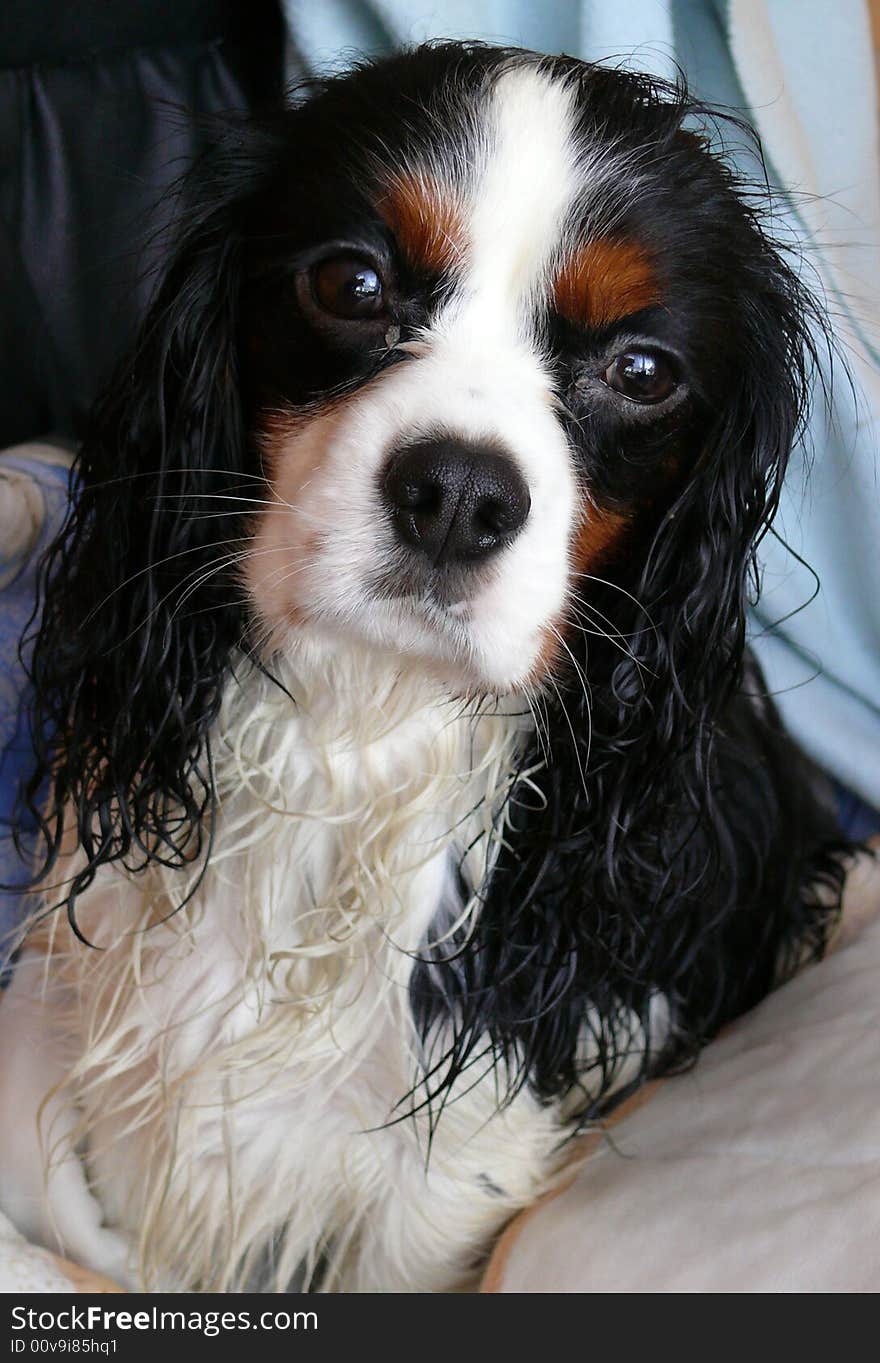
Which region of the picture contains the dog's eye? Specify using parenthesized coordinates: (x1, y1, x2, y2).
(311, 256, 386, 320)
(603, 350, 677, 404)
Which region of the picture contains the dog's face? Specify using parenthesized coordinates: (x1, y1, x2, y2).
(236, 47, 788, 694)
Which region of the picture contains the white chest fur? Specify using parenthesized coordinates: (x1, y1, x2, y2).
(2, 650, 568, 1292)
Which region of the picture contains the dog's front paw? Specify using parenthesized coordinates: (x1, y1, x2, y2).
(42, 1165, 135, 1289)
(70, 1225, 137, 1290)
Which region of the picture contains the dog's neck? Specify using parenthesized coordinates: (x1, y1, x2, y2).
(123, 642, 526, 950)
(215, 637, 529, 812)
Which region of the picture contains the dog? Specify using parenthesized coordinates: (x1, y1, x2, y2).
(0, 42, 853, 1292)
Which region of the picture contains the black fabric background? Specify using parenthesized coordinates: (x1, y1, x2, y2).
(0, 1, 285, 447)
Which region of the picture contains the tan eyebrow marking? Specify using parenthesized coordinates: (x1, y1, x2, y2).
(379, 175, 466, 274)
(554, 240, 659, 328)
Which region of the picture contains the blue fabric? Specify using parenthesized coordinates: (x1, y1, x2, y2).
(283, 0, 880, 811)
(834, 781, 880, 842)
(0, 451, 72, 949)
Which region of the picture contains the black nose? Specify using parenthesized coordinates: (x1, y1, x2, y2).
(381, 437, 531, 566)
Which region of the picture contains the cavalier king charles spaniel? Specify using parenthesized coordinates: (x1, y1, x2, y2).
(0, 43, 852, 1292)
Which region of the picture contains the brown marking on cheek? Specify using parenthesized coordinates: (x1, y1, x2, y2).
(571, 504, 629, 576)
(380, 175, 466, 274)
(524, 509, 629, 690)
(256, 407, 308, 483)
(246, 405, 359, 644)
(257, 400, 353, 491)
(253, 358, 416, 548)
(554, 240, 659, 328)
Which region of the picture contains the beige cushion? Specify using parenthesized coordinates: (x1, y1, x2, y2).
(484, 849, 880, 1292)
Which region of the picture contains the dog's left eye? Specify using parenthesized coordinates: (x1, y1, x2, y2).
(311, 256, 386, 320)
(603, 350, 678, 404)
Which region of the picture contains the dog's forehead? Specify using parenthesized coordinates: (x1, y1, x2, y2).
(380, 65, 577, 303)
(352, 57, 665, 328)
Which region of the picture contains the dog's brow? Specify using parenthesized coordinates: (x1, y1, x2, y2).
(379, 175, 466, 274)
(554, 239, 660, 327)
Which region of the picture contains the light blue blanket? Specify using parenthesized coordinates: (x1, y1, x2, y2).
(0, 447, 73, 943)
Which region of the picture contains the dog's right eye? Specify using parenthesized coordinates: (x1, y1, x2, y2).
(310, 256, 386, 320)
(602, 349, 679, 404)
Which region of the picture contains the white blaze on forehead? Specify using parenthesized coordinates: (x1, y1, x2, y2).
(248, 61, 584, 692)
(463, 64, 579, 330)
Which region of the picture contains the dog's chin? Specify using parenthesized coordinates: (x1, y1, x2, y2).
(263, 591, 540, 702)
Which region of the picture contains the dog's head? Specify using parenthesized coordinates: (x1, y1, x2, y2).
(230, 46, 817, 696)
(26, 44, 821, 913)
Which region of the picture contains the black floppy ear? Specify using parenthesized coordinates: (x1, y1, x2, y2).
(627, 261, 816, 756)
(561, 233, 836, 1047)
(414, 223, 841, 1111)
(21, 127, 282, 919)
(582, 249, 840, 1020)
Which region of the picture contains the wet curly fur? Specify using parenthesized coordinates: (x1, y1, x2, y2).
(6, 43, 853, 1289)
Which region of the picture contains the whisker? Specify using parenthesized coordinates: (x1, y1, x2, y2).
(570, 570, 658, 627)
(543, 658, 590, 808)
(77, 468, 270, 493)
(519, 679, 550, 766)
(110, 542, 299, 649)
(548, 623, 593, 788)
(82, 537, 254, 625)
(161, 551, 257, 629)
(563, 603, 652, 676)
(247, 557, 312, 600)
(153, 492, 293, 512)
(565, 596, 649, 643)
